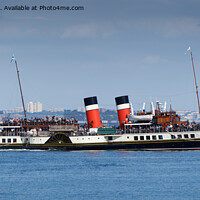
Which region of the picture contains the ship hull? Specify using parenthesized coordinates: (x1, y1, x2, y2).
(1, 131, 200, 151)
(1, 139, 200, 151)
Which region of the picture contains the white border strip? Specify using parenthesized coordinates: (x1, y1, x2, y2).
(85, 104, 99, 111)
(116, 103, 130, 110)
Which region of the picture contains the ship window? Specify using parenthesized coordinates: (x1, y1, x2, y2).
(184, 134, 189, 139)
(191, 134, 195, 138)
(127, 136, 129, 139)
(171, 135, 176, 139)
(13, 138, 17, 143)
(152, 135, 157, 140)
(134, 136, 138, 141)
(177, 135, 182, 139)
(82, 138, 84, 140)
(146, 136, 150, 140)
(8, 138, 11, 143)
(140, 136, 144, 140)
(2, 139, 5, 143)
(158, 135, 163, 140)
(108, 136, 112, 140)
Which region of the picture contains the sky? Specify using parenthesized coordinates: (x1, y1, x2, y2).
(0, 0, 200, 112)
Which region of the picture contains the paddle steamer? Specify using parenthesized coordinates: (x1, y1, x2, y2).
(0, 95, 200, 151)
(2, 50, 199, 151)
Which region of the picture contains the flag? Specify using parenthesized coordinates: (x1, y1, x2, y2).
(185, 46, 191, 55)
(10, 55, 15, 63)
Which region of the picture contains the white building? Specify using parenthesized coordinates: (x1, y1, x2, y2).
(27, 102, 42, 113)
(48, 108, 64, 112)
(77, 107, 85, 112)
(4, 107, 23, 114)
(14, 107, 23, 113)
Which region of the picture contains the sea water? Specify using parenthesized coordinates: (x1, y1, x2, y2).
(0, 150, 200, 200)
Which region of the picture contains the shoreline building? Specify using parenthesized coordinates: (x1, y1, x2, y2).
(27, 102, 42, 113)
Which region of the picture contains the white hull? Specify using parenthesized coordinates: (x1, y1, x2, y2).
(0, 131, 199, 151)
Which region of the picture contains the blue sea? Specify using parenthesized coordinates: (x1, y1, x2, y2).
(0, 150, 200, 200)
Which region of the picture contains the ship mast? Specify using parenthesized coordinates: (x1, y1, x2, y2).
(190, 51, 200, 115)
(13, 57, 27, 118)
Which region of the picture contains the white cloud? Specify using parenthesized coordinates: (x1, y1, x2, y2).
(0, 24, 39, 37)
(122, 17, 200, 38)
(61, 23, 97, 38)
(0, 26, 21, 37)
(143, 56, 167, 64)
(0, 16, 47, 37)
(15, 16, 48, 21)
(25, 28, 38, 35)
(61, 23, 117, 38)
(160, 18, 200, 38)
(0, 45, 11, 53)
